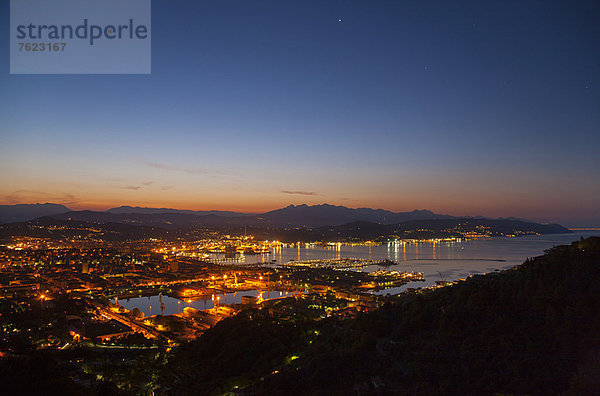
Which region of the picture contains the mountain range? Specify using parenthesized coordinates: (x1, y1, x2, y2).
(0, 203, 456, 227)
(0, 203, 569, 234)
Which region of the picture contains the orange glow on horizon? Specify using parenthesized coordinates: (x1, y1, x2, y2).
(1, 193, 597, 225)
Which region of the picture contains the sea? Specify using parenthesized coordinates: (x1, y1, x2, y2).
(228, 231, 599, 292)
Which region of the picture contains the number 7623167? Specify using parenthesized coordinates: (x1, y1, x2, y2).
(18, 42, 66, 51)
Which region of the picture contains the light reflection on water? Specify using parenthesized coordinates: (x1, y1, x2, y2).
(271, 232, 597, 292)
(372, 232, 599, 293)
(112, 290, 293, 317)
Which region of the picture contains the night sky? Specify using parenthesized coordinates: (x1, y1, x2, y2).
(0, 0, 598, 226)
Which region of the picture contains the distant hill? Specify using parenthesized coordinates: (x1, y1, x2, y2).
(0, 203, 71, 224)
(318, 218, 571, 240)
(260, 203, 455, 226)
(48, 210, 229, 229)
(3, 213, 570, 242)
(107, 205, 247, 217)
(0, 217, 171, 241)
(252, 218, 571, 242)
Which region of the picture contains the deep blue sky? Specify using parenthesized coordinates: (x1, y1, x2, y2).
(0, 0, 599, 226)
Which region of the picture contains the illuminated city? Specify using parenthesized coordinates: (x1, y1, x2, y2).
(1, 0, 599, 394)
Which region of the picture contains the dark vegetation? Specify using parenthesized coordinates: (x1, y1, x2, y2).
(0, 295, 128, 396)
(160, 312, 310, 394)
(158, 237, 600, 395)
